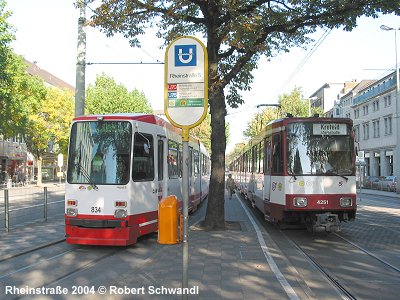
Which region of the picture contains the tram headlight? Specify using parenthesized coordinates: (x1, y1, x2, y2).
(114, 209, 127, 219)
(66, 208, 78, 217)
(294, 197, 308, 207)
(340, 197, 352, 207)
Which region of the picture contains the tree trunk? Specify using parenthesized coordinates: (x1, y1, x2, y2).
(37, 156, 43, 186)
(204, 86, 226, 229)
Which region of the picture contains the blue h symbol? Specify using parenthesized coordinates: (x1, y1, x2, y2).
(175, 45, 197, 67)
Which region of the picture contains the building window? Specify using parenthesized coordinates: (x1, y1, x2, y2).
(363, 122, 369, 140)
(384, 95, 392, 107)
(363, 105, 369, 116)
(373, 100, 379, 112)
(354, 109, 359, 119)
(372, 119, 380, 138)
(384, 116, 392, 135)
(354, 125, 360, 143)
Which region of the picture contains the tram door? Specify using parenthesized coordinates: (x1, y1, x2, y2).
(132, 130, 158, 212)
(157, 136, 168, 201)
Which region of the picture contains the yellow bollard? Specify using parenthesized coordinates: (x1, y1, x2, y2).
(158, 195, 180, 244)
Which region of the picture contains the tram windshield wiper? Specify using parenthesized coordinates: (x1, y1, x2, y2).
(75, 163, 98, 190)
(326, 170, 348, 182)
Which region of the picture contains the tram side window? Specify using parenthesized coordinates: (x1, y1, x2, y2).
(265, 139, 271, 175)
(258, 141, 264, 174)
(194, 150, 200, 175)
(158, 140, 163, 181)
(252, 146, 257, 173)
(272, 134, 283, 174)
(132, 133, 154, 181)
(168, 140, 179, 178)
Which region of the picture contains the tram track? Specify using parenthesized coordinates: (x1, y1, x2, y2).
(283, 234, 357, 300)
(334, 233, 400, 274)
(237, 192, 400, 300)
(0, 238, 66, 263)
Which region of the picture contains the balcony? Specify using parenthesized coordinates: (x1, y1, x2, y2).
(353, 76, 396, 106)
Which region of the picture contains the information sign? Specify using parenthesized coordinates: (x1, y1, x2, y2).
(164, 36, 208, 129)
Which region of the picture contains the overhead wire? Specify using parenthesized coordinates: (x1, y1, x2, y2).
(277, 28, 332, 94)
(85, 3, 163, 64)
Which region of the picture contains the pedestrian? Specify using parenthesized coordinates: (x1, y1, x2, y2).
(226, 174, 236, 199)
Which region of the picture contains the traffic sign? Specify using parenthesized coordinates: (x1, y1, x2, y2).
(57, 153, 64, 167)
(164, 36, 208, 129)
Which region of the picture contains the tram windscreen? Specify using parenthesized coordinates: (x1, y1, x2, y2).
(286, 122, 354, 176)
(67, 121, 132, 185)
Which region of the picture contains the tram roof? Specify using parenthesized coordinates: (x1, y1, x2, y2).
(73, 113, 165, 125)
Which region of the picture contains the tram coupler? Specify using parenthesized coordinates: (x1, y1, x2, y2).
(313, 213, 341, 233)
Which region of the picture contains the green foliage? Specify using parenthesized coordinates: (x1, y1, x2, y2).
(24, 86, 74, 158)
(86, 73, 153, 114)
(278, 87, 308, 117)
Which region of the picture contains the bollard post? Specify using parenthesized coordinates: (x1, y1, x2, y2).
(4, 189, 9, 232)
(44, 187, 48, 222)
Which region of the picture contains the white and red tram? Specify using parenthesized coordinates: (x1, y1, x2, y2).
(230, 117, 356, 232)
(65, 114, 210, 245)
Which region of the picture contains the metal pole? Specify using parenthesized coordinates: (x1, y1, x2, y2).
(4, 189, 9, 232)
(381, 25, 400, 193)
(75, 0, 86, 117)
(394, 29, 400, 194)
(181, 128, 190, 300)
(44, 187, 48, 222)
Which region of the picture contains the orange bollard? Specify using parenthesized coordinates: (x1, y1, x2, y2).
(158, 195, 180, 244)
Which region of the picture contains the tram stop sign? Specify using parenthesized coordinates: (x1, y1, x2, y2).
(164, 36, 208, 131)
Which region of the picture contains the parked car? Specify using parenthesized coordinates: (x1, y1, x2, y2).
(364, 176, 380, 189)
(380, 176, 397, 192)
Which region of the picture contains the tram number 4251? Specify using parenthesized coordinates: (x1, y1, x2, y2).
(317, 200, 329, 205)
(91, 207, 101, 213)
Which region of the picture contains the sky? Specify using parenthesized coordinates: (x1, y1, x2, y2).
(6, 0, 400, 152)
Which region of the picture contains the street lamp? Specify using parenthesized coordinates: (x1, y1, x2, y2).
(305, 97, 318, 117)
(380, 24, 400, 194)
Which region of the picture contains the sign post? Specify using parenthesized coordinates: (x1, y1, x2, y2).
(164, 36, 208, 298)
(57, 153, 64, 184)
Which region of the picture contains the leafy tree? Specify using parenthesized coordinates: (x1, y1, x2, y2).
(243, 87, 325, 140)
(0, 0, 20, 136)
(23, 86, 74, 184)
(88, 0, 400, 229)
(86, 73, 153, 114)
(191, 113, 230, 154)
(226, 142, 246, 168)
(243, 106, 278, 139)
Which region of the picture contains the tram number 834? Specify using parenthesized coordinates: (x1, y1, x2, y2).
(91, 207, 101, 213)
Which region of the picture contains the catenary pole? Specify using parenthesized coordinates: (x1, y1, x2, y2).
(380, 25, 400, 194)
(75, 0, 86, 117)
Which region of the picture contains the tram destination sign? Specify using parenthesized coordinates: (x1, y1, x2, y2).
(164, 36, 208, 128)
(313, 123, 347, 135)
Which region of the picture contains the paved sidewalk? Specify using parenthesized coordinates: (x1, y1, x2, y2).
(0, 217, 65, 260)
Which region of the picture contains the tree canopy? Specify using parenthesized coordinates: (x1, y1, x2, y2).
(86, 73, 153, 114)
(87, 0, 400, 229)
